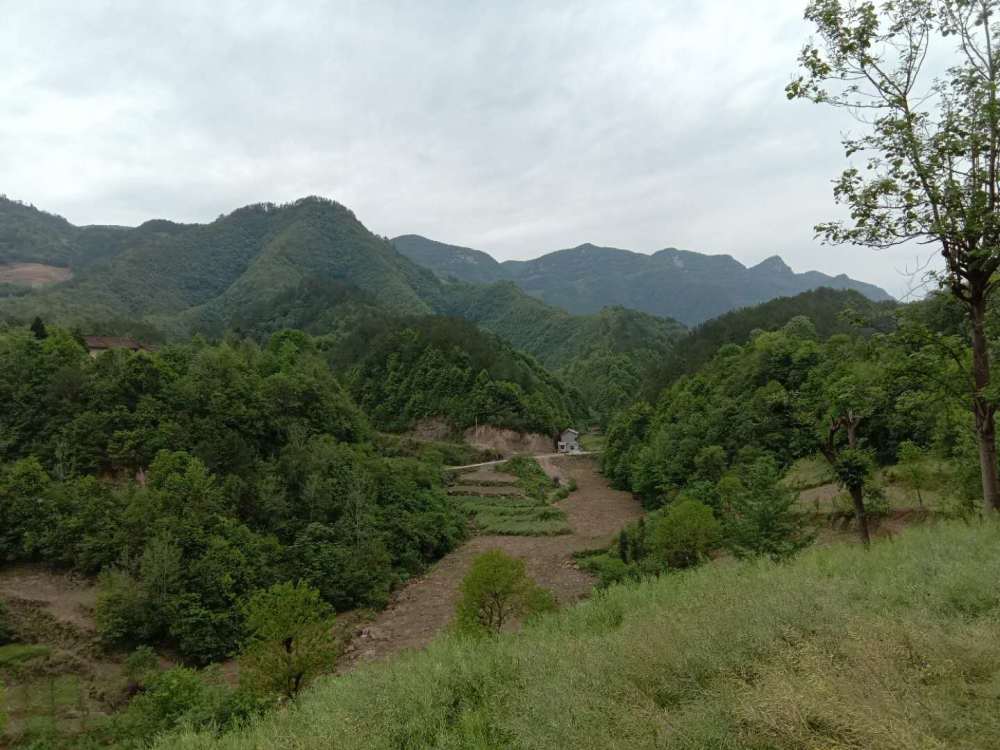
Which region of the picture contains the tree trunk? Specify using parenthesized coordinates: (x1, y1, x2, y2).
(970, 296, 1000, 512)
(848, 484, 870, 547)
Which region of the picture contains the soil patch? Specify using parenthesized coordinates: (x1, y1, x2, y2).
(0, 263, 73, 287)
(342, 455, 641, 669)
(462, 426, 554, 457)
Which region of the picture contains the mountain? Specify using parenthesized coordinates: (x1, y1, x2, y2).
(392, 234, 503, 285)
(392, 235, 894, 326)
(0, 197, 685, 370)
(641, 287, 899, 398)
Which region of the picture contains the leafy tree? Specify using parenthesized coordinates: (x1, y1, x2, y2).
(455, 550, 555, 636)
(29, 315, 47, 339)
(238, 581, 339, 700)
(790, 0, 1000, 511)
(720, 457, 814, 561)
(897, 440, 931, 506)
(649, 500, 722, 569)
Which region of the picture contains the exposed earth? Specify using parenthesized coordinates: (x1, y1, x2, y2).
(341, 454, 642, 669)
(0, 262, 73, 288)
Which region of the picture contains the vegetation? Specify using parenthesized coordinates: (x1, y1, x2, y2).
(791, 0, 1000, 512)
(238, 582, 339, 701)
(159, 522, 1000, 749)
(643, 287, 897, 395)
(603, 304, 972, 545)
(342, 316, 581, 434)
(452, 459, 569, 537)
(0, 324, 466, 664)
(394, 234, 891, 326)
(454, 550, 555, 636)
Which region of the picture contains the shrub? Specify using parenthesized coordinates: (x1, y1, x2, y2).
(649, 500, 721, 569)
(721, 457, 813, 562)
(238, 582, 339, 700)
(455, 550, 556, 636)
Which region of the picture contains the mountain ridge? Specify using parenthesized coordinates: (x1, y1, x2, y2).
(393, 234, 893, 326)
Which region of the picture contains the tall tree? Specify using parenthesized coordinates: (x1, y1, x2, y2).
(789, 0, 1000, 511)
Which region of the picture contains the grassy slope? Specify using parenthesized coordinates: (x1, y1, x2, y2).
(164, 522, 1000, 749)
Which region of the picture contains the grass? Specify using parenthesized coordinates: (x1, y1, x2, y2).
(498, 456, 555, 501)
(451, 457, 571, 536)
(0, 644, 51, 669)
(160, 521, 1000, 750)
(454, 495, 571, 536)
(579, 433, 605, 452)
(782, 455, 835, 491)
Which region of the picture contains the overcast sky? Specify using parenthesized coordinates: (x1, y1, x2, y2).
(2, 1, 943, 298)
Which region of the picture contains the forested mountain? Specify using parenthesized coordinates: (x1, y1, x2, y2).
(0, 197, 686, 373)
(642, 288, 899, 395)
(337, 316, 583, 434)
(393, 234, 893, 325)
(0, 198, 444, 331)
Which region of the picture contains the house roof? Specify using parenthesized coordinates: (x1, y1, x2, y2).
(561, 428, 580, 437)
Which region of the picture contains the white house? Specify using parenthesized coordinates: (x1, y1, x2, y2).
(557, 428, 580, 453)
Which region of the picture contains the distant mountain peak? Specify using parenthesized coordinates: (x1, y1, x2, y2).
(394, 234, 893, 326)
(752, 255, 793, 275)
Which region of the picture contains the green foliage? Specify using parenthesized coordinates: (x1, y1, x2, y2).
(343, 317, 581, 434)
(0, 324, 466, 663)
(832, 447, 874, 493)
(160, 523, 1000, 750)
(896, 441, 931, 506)
(644, 288, 896, 394)
(455, 550, 556, 636)
(396, 234, 890, 327)
(239, 582, 338, 700)
(498, 456, 555, 501)
(649, 500, 721, 570)
(110, 666, 258, 747)
(720, 457, 814, 562)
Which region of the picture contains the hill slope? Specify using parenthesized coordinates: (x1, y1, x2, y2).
(394, 234, 893, 325)
(0, 197, 685, 372)
(160, 522, 1000, 749)
(643, 287, 899, 394)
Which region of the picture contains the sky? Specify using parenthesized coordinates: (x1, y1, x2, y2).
(1, 1, 943, 298)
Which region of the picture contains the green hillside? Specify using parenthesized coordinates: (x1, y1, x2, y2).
(643, 287, 899, 396)
(160, 522, 1000, 749)
(0, 198, 684, 376)
(446, 282, 685, 369)
(0, 198, 442, 331)
(394, 235, 893, 326)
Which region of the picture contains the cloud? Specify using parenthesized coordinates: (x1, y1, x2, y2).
(0, 0, 937, 296)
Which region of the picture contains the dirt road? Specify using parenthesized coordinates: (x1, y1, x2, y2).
(341, 454, 641, 669)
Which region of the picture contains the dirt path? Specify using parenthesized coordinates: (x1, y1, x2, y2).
(447, 451, 597, 471)
(342, 455, 641, 669)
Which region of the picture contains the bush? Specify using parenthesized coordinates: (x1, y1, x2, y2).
(721, 457, 813, 562)
(239, 582, 339, 700)
(649, 500, 721, 569)
(455, 550, 556, 636)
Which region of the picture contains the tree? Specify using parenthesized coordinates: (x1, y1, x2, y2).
(649, 499, 722, 569)
(789, 0, 1000, 511)
(29, 315, 47, 340)
(897, 440, 931, 505)
(455, 550, 555, 636)
(238, 581, 338, 700)
(720, 457, 815, 561)
(798, 339, 888, 545)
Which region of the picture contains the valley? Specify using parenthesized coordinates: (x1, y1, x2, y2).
(343, 455, 642, 669)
